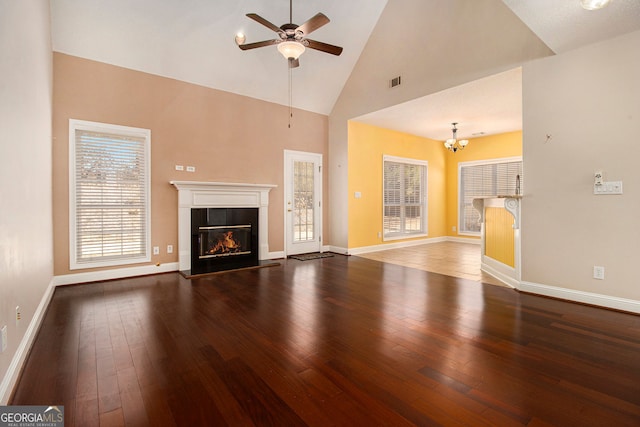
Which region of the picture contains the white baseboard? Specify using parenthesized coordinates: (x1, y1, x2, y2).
(349, 236, 470, 255)
(53, 262, 180, 286)
(328, 246, 348, 255)
(481, 257, 517, 288)
(518, 281, 640, 314)
(0, 278, 56, 405)
(267, 251, 285, 260)
(447, 236, 481, 245)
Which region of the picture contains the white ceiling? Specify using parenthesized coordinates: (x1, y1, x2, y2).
(50, 0, 640, 140)
(51, 0, 388, 115)
(502, 0, 640, 54)
(354, 68, 523, 142)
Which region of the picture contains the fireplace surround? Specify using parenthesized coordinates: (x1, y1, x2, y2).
(170, 181, 276, 275)
(190, 207, 258, 274)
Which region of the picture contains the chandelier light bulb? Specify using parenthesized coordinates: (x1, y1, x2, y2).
(443, 122, 469, 153)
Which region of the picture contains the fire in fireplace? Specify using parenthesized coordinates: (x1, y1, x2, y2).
(190, 208, 259, 275)
(199, 225, 251, 258)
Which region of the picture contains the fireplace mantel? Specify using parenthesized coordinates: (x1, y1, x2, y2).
(170, 181, 276, 272)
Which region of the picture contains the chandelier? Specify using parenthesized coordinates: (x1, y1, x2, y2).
(443, 122, 469, 153)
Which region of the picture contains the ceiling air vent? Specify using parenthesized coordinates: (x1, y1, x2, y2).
(390, 76, 402, 88)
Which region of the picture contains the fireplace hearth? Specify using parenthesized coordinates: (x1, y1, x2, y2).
(191, 208, 258, 275)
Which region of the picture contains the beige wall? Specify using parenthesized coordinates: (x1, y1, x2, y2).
(329, 0, 553, 250)
(522, 30, 640, 302)
(53, 53, 329, 276)
(0, 1, 53, 403)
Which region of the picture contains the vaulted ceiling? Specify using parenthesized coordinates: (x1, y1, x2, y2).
(51, 0, 640, 140)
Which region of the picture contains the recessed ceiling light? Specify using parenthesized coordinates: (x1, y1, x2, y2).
(580, 0, 611, 10)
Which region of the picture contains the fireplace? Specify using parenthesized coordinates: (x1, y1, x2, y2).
(170, 181, 276, 275)
(190, 208, 258, 274)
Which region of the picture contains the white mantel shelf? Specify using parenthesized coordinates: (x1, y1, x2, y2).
(170, 181, 277, 192)
(170, 181, 277, 271)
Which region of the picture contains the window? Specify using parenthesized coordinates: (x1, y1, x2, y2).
(458, 157, 522, 235)
(69, 119, 151, 269)
(383, 155, 428, 239)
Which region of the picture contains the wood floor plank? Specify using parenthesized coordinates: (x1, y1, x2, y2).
(10, 255, 640, 426)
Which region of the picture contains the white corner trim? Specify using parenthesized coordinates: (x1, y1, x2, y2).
(0, 278, 56, 405)
(53, 262, 179, 286)
(518, 281, 640, 314)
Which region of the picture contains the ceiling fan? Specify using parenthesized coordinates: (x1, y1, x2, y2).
(237, 0, 343, 68)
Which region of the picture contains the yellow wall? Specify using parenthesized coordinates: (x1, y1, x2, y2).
(485, 206, 515, 267)
(348, 125, 522, 250)
(445, 131, 522, 238)
(347, 122, 447, 248)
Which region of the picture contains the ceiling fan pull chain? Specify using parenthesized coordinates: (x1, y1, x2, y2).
(288, 63, 293, 128)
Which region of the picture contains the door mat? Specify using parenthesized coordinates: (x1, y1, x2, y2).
(288, 252, 334, 261)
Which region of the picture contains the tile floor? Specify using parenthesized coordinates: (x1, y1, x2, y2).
(356, 241, 507, 287)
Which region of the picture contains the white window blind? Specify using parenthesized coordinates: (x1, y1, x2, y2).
(459, 158, 522, 234)
(69, 120, 151, 269)
(383, 156, 428, 239)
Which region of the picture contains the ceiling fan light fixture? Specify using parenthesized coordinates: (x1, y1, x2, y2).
(277, 41, 305, 60)
(580, 0, 611, 10)
(234, 32, 246, 45)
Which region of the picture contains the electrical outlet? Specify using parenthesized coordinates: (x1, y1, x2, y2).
(153, 246, 160, 255)
(377, 231, 381, 238)
(175, 165, 184, 171)
(593, 266, 605, 280)
(1, 325, 7, 353)
(167, 244, 173, 254)
(16, 306, 21, 326)
(186, 166, 196, 172)
(452, 226, 457, 232)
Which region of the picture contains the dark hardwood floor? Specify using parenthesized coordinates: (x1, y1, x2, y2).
(11, 255, 640, 426)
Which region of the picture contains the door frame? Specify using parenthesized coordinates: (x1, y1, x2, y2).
(284, 150, 323, 256)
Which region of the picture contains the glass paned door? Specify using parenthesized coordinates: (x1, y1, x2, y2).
(285, 150, 322, 255)
(293, 161, 315, 242)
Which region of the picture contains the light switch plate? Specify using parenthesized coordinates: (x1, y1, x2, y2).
(594, 181, 623, 195)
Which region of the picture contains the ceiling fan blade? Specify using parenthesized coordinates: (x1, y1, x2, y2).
(306, 39, 343, 56)
(238, 39, 279, 50)
(246, 13, 281, 33)
(288, 58, 300, 68)
(297, 13, 330, 36)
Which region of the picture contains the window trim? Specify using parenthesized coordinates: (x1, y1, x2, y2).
(69, 119, 151, 270)
(457, 156, 522, 237)
(382, 155, 428, 241)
